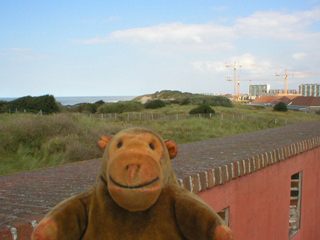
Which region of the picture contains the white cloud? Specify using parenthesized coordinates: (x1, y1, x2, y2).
(70, 7, 320, 92)
(234, 7, 320, 41)
(297, 6, 320, 21)
(292, 52, 307, 60)
(228, 53, 258, 65)
(192, 53, 261, 73)
(111, 22, 235, 44)
(73, 7, 320, 56)
(192, 53, 280, 82)
(192, 60, 226, 73)
(73, 22, 236, 53)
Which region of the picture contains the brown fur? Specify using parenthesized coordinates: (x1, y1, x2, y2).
(32, 127, 236, 240)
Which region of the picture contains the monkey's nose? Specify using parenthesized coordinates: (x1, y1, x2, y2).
(126, 164, 140, 171)
(126, 164, 140, 183)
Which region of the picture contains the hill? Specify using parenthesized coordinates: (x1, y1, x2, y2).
(134, 90, 199, 103)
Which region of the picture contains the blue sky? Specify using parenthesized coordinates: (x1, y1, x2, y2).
(1, 0, 320, 97)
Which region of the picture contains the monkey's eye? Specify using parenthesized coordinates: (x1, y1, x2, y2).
(117, 141, 123, 148)
(149, 143, 155, 150)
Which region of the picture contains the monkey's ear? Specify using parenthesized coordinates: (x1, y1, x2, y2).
(165, 140, 178, 159)
(97, 135, 113, 153)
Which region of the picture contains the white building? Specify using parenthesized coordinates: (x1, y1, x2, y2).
(249, 84, 270, 97)
(299, 84, 320, 97)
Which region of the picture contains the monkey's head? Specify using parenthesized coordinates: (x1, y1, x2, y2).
(98, 127, 178, 212)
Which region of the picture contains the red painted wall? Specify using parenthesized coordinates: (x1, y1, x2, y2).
(197, 147, 320, 240)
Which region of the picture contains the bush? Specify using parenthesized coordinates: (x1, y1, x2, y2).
(179, 98, 190, 106)
(182, 96, 233, 108)
(189, 104, 215, 114)
(65, 100, 105, 114)
(98, 101, 143, 114)
(6, 95, 60, 114)
(0, 101, 8, 113)
(152, 90, 194, 100)
(273, 102, 288, 112)
(144, 99, 166, 109)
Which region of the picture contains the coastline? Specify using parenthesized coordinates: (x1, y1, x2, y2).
(0, 96, 137, 106)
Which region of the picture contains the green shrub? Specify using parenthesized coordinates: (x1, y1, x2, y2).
(6, 95, 60, 114)
(144, 99, 166, 109)
(179, 98, 190, 105)
(98, 101, 143, 113)
(152, 90, 194, 100)
(189, 104, 215, 114)
(66, 100, 105, 114)
(182, 96, 233, 108)
(0, 101, 8, 113)
(273, 102, 288, 112)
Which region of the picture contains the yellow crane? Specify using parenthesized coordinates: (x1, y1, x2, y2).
(225, 62, 260, 98)
(275, 70, 320, 95)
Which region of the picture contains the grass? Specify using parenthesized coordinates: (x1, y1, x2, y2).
(0, 104, 319, 175)
(0, 114, 124, 175)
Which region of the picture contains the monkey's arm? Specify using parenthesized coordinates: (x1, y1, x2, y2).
(175, 189, 236, 240)
(32, 191, 91, 240)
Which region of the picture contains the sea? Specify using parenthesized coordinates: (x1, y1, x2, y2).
(0, 96, 137, 106)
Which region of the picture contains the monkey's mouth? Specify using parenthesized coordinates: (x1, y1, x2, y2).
(109, 176, 159, 189)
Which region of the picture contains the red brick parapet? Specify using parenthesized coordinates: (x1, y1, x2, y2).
(1, 121, 319, 239)
(176, 136, 320, 194)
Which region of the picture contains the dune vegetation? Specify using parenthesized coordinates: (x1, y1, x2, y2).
(0, 101, 319, 176)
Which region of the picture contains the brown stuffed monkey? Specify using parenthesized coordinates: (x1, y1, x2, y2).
(32, 127, 236, 240)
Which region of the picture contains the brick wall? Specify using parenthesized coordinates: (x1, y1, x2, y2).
(1, 121, 319, 239)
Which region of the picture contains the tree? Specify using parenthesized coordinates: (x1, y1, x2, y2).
(273, 102, 288, 112)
